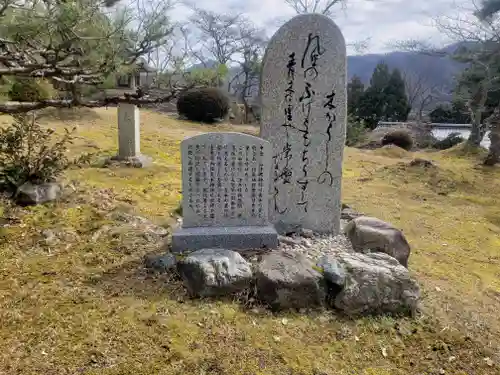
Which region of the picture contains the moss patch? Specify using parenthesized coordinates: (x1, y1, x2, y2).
(0, 109, 499, 374)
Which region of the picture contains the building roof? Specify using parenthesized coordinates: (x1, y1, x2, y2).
(135, 57, 157, 73)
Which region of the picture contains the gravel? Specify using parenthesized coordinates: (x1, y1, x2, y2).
(278, 232, 354, 261)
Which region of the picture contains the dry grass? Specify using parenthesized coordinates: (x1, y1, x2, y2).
(0, 108, 499, 375)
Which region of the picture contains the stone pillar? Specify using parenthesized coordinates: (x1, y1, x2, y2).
(107, 103, 152, 168)
(118, 103, 140, 158)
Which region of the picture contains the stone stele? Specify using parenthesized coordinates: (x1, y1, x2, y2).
(260, 13, 347, 234)
(171, 132, 278, 253)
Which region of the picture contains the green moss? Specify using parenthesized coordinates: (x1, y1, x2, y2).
(0, 109, 498, 375)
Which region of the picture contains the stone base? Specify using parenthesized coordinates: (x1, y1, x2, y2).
(171, 225, 279, 254)
(105, 154, 153, 168)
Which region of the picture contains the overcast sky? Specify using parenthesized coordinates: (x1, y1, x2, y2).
(171, 0, 461, 56)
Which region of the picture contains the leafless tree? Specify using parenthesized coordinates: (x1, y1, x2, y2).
(228, 20, 267, 122)
(282, 0, 370, 53)
(284, 0, 346, 17)
(402, 68, 443, 120)
(187, 6, 243, 66)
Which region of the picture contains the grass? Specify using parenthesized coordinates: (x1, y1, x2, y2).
(0, 108, 499, 374)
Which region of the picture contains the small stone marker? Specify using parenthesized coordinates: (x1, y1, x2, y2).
(171, 132, 278, 253)
(109, 103, 152, 167)
(260, 14, 347, 234)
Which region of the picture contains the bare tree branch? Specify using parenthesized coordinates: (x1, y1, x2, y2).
(284, 0, 346, 17)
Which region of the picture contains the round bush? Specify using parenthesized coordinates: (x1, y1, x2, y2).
(433, 132, 464, 150)
(8, 78, 56, 102)
(177, 88, 229, 123)
(381, 129, 414, 151)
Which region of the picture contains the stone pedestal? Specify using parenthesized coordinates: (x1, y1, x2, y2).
(107, 103, 152, 168)
(171, 226, 279, 253)
(172, 132, 278, 254)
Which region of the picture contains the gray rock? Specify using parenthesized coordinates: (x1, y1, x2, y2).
(334, 252, 420, 316)
(105, 154, 153, 168)
(340, 207, 363, 221)
(144, 253, 177, 272)
(15, 182, 62, 205)
(278, 235, 302, 246)
(300, 228, 315, 238)
(316, 255, 346, 286)
(274, 221, 302, 235)
(300, 238, 313, 248)
(344, 216, 411, 268)
(177, 248, 253, 297)
(255, 251, 325, 310)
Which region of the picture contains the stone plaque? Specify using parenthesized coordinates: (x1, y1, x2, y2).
(260, 13, 347, 234)
(172, 132, 278, 253)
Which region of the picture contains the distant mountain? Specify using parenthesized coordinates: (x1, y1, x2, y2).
(193, 42, 468, 105)
(347, 42, 467, 97)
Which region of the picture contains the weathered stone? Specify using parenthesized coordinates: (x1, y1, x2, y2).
(255, 251, 325, 310)
(105, 154, 153, 168)
(278, 235, 302, 246)
(172, 132, 278, 253)
(144, 253, 177, 272)
(316, 255, 346, 287)
(333, 252, 420, 316)
(177, 248, 253, 297)
(172, 226, 278, 253)
(341, 206, 363, 221)
(344, 216, 411, 268)
(300, 228, 315, 238)
(15, 182, 62, 205)
(260, 13, 347, 234)
(107, 103, 151, 168)
(274, 221, 302, 235)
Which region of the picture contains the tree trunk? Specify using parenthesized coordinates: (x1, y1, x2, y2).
(466, 83, 488, 147)
(484, 106, 500, 166)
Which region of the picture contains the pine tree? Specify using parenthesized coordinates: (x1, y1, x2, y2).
(347, 75, 365, 118)
(384, 68, 410, 121)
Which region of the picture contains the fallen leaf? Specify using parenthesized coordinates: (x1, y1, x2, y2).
(381, 347, 387, 357)
(273, 336, 281, 342)
(281, 318, 288, 325)
(435, 286, 442, 292)
(448, 356, 456, 362)
(354, 336, 360, 342)
(484, 357, 494, 366)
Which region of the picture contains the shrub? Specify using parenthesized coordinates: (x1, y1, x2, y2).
(346, 117, 368, 146)
(0, 113, 76, 191)
(177, 87, 229, 123)
(433, 132, 464, 150)
(8, 78, 57, 102)
(381, 129, 414, 151)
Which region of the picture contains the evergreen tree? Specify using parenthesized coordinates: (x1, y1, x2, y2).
(356, 62, 410, 128)
(347, 75, 365, 117)
(384, 68, 410, 121)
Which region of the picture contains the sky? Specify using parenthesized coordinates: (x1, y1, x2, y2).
(171, 0, 462, 56)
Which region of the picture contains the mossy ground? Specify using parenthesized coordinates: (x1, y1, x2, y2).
(0, 108, 499, 374)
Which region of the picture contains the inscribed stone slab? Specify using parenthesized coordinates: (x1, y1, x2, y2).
(260, 13, 347, 234)
(181, 132, 272, 228)
(118, 103, 140, 158)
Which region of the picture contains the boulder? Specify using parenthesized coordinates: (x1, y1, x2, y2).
(144, 253, 177, 272)
(333, 252, 420, 316)
(344, 216, 411, 267)
(177, 249, 252, 297)
(15, 182, 62, 205)
(255, 251, 325, 310)
(316, 255, 346, 287)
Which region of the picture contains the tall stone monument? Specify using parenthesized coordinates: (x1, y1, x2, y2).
(260, 14, 347, 234)
(108, 103, 152, 167)
(171, 132, 278, 253)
